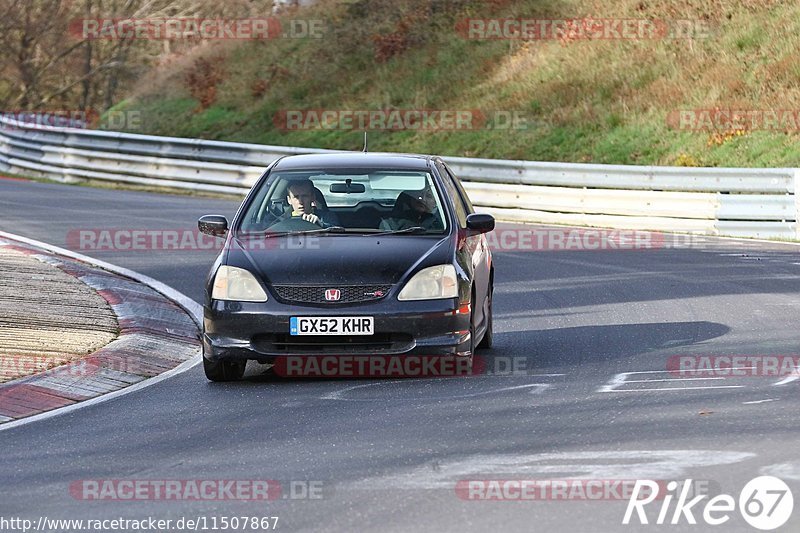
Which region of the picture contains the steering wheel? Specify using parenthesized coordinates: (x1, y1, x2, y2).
(266, 217, 322, 232)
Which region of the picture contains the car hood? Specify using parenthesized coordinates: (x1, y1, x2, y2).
(227, 233, 453, 286)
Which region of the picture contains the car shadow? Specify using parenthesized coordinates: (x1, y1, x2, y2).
(231, 320, 729, 383)
(478, 320, 731, 373)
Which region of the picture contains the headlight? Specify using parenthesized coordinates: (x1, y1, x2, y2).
(212, 265, 268, 302)
(397, 264, 458, 301)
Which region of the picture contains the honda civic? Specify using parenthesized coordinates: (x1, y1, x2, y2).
(198, 152, 494, 381)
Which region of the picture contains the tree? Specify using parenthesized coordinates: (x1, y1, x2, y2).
(0, 0, 277, 113)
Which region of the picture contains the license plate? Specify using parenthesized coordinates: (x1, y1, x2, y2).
(290, 316, 374, 336)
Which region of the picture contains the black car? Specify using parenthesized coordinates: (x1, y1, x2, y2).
(198, 152, 494, 381)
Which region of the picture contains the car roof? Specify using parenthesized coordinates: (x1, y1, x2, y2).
(271, 152, 434, 171)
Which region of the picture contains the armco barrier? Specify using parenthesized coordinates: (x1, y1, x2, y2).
(0, 116, 797, 238)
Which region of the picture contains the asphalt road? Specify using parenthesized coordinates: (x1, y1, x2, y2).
(1, 177, 799, 532)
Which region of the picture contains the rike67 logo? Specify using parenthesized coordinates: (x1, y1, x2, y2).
(623, 476, 793, 530)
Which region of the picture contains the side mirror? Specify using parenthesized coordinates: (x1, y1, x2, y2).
(198, 215, 229, 237)
(465, 213, 495, 234)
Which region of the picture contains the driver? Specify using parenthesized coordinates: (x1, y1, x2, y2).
(285, 179, 339, 228)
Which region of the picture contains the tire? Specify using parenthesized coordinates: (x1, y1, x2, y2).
(469, 313, 476, 357)
(203, 357, 246, 382)
(477, 283, 493, 350)
(469, 287, 477, 357)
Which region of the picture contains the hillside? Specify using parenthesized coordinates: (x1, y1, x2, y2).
(112, 0, 800, 167)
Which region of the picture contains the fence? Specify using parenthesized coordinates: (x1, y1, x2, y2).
(1, 116, 796, 238)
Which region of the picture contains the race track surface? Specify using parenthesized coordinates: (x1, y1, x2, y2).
(1, 178, 798, 532)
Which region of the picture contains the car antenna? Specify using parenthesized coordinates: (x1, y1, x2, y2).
(362, 131, 368, 153)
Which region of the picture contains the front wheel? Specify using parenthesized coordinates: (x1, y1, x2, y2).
(203, 357, 246, 382)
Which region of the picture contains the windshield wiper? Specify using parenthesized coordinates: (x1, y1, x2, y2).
(260, 226, 347, 238)
(371, 226, 429, 236)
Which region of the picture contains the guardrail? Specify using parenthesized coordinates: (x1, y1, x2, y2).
(0, 116, 797, 238)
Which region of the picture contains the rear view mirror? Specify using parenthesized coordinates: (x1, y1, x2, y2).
(198, 215, 229, 237)
(330, 182, 366, 193)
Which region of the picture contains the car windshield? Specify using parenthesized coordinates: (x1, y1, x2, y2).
(237, 168, 448, 235)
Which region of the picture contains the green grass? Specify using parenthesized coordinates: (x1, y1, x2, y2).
(119, 0, 800, 167)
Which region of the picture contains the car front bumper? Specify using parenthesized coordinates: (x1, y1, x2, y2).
(203, 296, 472, 363)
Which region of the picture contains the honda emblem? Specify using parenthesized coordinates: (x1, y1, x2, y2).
(325, 289, 341, 301)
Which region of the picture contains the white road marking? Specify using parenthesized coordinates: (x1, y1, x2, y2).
(598, 372, 630, 393)
(774, 375, 799, 385)
(623, 377, 728, 383)
(761, 462, 800, 481)
(604, 386, 745, 392)
(598, 370, 746, 393)
(354, 450, 756, 490)
(321, 379, 555, 401)
(659, 338, 697, 347)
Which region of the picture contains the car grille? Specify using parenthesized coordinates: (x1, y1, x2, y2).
(252, 333, 414, 354)
(271, 284, 392, 304)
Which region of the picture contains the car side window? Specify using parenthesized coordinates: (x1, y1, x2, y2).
(443, 163, 475, 214)
(436, 161, 468, 227)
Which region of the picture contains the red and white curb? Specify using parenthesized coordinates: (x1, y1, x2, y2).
(0, 232, 202, 429)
